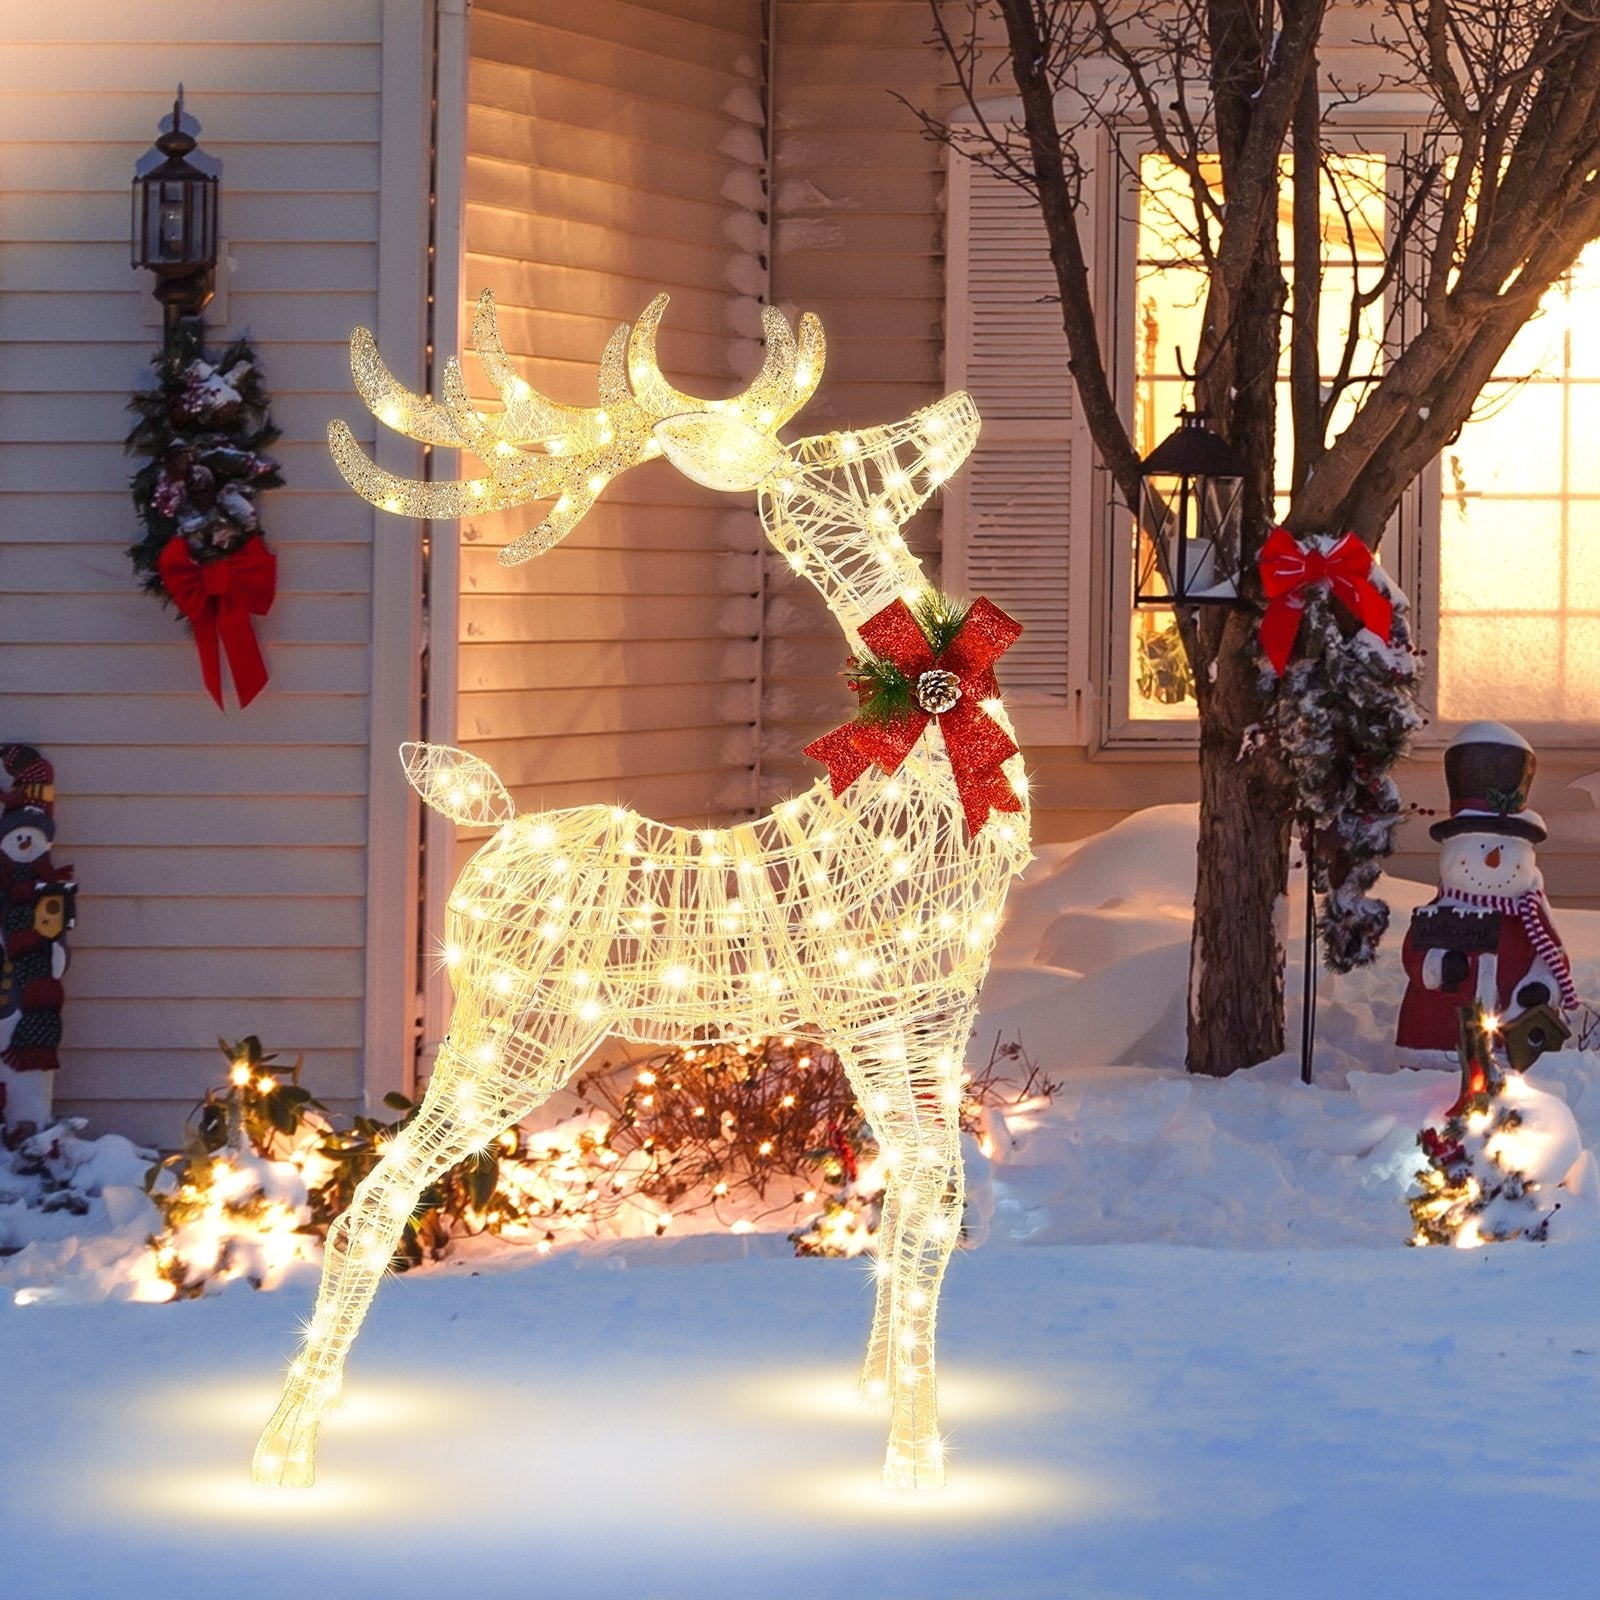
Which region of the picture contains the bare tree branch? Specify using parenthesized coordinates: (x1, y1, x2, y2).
(1289, 63, 1325, 494)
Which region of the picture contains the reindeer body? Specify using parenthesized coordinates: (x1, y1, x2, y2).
(254, 303, 1029, 1493)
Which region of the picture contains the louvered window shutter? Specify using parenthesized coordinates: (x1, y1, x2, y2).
(943, 146, 1095, 745)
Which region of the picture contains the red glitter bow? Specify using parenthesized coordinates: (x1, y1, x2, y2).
(157, 536, 276, 710)
(804, 596, 1023, 836)
(1257, 528, 1392, 675)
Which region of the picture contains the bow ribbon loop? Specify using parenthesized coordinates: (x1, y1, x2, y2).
(1257, 528, 1393, 675)
(804, 595, 1023, 836)
(156, 536, 276, 710)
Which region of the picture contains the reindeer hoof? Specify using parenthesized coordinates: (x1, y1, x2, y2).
(882, 1451, 948, 1493)
(252, 1397, 321, 1488)
(882, 1429, 949, 1492)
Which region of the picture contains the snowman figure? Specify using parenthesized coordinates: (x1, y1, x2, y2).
(1396, 722, 1579, 1058)
(0, 746, 76, 1139)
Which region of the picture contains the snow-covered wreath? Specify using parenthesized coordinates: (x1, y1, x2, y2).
(1256, 529, 1424, 971)
(126, 327, 283, 708)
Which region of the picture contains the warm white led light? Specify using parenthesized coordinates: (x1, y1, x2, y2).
(255, 297, 1029, 1497)
(329, 290, 824, 566)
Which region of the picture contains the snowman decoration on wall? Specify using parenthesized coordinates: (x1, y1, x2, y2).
(0, 745, 76, 1139)
(1396, 722, 1579, 1059)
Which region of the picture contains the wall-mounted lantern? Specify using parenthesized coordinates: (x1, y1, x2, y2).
(1133, 410, 1246, 607)
(131, 87, 219, 341)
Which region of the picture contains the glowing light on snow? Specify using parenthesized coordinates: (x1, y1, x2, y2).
(255, 298, 1027, 1496)
(783, 1461, 1116, 1521)
(737, 1365, 1052, 1425)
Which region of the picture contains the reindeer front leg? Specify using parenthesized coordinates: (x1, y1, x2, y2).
(838, 1009, 973, 1490)
(859, 1185, 903, 1402)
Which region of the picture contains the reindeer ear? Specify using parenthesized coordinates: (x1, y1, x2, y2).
(653, 414, 787, 492)
(400, 743, 515, 826)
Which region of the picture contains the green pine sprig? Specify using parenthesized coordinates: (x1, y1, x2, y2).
(848, 655, 918, 724)
(913, 590, 970, 656)
(845, 589, 971, 725)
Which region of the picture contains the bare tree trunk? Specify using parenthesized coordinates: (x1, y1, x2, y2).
(1188, 611, 1295, 1073)
(1184, 129, 1293, 1074)
(932, 0, 1600, 1078)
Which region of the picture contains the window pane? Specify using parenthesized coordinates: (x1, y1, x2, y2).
(1128, 151, 1388, 722)
(1436, 240, 1600, 724)
(1438, 496, 1562, 613)
(1437, 615, 1570, 720)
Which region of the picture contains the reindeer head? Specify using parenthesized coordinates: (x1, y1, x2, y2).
(330, 293, 826, 564)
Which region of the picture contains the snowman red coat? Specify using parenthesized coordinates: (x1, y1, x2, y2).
(1396, 896, 1555, 1052)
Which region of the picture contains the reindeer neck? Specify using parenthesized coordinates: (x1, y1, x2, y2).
(759, 392, 980, 646)
(759, 482, 931, 648)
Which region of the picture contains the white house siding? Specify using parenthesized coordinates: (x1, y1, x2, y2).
(0, 0, 433, 1144)
(457, 0, 770, 868)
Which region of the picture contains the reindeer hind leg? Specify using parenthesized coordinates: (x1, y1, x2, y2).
(252, 1009, 607, 1487)
(252, 1056, 489, 1486)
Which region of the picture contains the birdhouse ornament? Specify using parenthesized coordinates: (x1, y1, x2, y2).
(1396, 723, 1579, 1057)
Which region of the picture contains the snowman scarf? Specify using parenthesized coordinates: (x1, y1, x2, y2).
(1446, 888, 1580, 1010)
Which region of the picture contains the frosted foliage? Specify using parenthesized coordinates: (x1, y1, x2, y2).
(255, 299, 1029, 1496)
(1268, 571, 1423, 972)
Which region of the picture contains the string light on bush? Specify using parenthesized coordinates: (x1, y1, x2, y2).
(255, 294, 1030, 1495)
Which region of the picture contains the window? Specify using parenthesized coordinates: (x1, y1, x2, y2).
(1120, 149, 1391, 730)
(1434, 243, 1600, 727)
(944, 121, 1600, 748)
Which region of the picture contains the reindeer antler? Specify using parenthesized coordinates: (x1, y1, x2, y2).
(329, 291, 827, 566)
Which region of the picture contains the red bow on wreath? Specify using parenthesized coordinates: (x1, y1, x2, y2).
(1257, 527, 1393, 675)
(157, 536, 276, 710)
(804, 595, 1023, 836)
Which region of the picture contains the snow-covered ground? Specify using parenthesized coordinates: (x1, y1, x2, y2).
(5, 803, 1599, 1598)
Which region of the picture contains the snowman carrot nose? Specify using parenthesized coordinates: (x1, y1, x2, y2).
(1485, 846, 1502, 868)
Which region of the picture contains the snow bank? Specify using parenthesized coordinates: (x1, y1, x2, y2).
(973, 803, 1600, 1250)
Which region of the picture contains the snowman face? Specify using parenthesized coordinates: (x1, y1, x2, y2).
(0, 821, 50, 864)
(1439, 832, 1538, 896)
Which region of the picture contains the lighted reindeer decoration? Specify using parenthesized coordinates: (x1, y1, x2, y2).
(253, 293, 1030, 1493)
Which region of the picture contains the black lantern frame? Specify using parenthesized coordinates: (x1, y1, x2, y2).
(131, 88, 219, 340)
(1133, 410, 1246, 607)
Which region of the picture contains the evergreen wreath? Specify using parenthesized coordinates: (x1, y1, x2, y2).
(1264, 568, 1424, 972)
(126, 324, 283, 595)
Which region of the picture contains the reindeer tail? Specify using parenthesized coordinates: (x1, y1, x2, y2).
(400, 742, 516, 826)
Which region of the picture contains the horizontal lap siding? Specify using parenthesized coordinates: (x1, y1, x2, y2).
(0, 2, 391, 1145)
(461, 0, 767, 863)
(764, 1, 962, 809)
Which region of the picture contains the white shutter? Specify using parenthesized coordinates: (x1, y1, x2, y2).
(944, 144, 1095, 744)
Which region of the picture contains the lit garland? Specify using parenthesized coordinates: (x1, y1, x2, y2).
(142, 1040, 322, 1300)
(138, 1035, 883, 1287)
(256, 296, 1029, 1494)
(1408, 1005, 1557, 1247)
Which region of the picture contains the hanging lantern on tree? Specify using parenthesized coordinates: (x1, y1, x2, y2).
(1133, 409, 1246, 607)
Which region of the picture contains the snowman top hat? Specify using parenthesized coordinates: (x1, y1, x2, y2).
(1430, 720, 1547, 843)
(0, 803, 55, 843)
